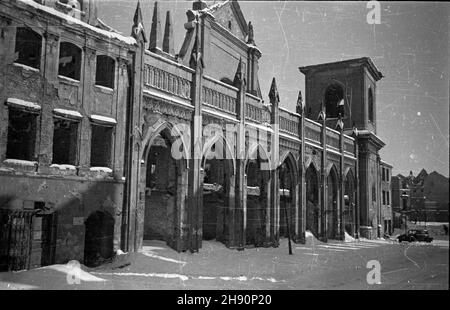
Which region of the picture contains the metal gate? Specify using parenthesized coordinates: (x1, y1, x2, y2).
(0, 209, 34, 271)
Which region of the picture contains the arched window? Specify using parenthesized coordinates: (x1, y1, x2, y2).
(324, 84, 344, 119)
(14, 27, 42, 69)
(95, 55, 115, 89)
(58, 42, 82, 80)
(368, 87, 374, 123)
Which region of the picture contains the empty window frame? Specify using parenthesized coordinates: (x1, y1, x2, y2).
(368, 87, 374, 123)
(14, 27, 42, 69)
(58, 42, 82, 80)
(387, 191, 390, 205)
(90, 124, 113, 167)
(52, 118, 79, 165)
(6, 108, 38, 161)
(95, 55, 115, 89)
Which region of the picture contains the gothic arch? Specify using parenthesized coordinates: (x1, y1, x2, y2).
(244, 143, 271, 247)
(279, 151, 298, 238)
(139, 120, 188, 251)
(326, 164, 340, 239)
(344, 168, 356, 236)
(140, 120, 189, 166)
(304, 155, 320, 175)
(326, 162, 340, 178)
(202, 134, 236, 175)
(343, 166, 353, 180)
(245, 143, 272, 173)
(280, 151, 298, 178)
(201, 134, 236, 243)
(305, 161, 320, 237)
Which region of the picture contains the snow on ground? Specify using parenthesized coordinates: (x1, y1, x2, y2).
(344, 231, 356, 242)
(0, 238, 447, 290)
(40, 261, 106, 283)
(304, 230, 323, 246)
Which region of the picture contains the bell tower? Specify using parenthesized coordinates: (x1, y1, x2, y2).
(299, 57, 387, 239)
(299, 57, 383, 134)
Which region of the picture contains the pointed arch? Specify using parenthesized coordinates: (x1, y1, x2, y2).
(140, 120, 189, 166)
(304, 155, 319, 175)
(326, 164, 339, 239)
(344, 168, 356, 236)
(245, 143, 271, 247)
(326, 162, 339, 178)
(279, 151, 298, 238)
(140, 120, 188, 251)
(305, 161, 320, 237)
(201, 132, 236, 244)
(202, 134, 235, 175)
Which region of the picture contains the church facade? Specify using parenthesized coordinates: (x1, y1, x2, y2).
(0, 0, 391, 270)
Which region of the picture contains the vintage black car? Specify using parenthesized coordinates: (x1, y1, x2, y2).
(397, 229, 433, 242)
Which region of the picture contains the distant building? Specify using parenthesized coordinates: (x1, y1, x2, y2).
(380, 161, 393, 235)
(392, 170, 448, 227)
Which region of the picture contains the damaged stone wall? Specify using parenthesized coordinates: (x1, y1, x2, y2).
(0, 0, 134, 267)
(0, 173, 124, 264)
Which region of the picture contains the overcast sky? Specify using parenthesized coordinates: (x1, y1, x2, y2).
(98, 0, 449, 177)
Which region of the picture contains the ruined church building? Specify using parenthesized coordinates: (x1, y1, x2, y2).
(0, 0, 392, 270)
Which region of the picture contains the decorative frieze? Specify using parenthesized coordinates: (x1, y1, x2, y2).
(143, 96, 192, 121)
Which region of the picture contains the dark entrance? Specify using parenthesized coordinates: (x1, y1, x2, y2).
(327, 168, 339, 239)
(143, 130, 178, 244)
(84, 211, 114, 267)
(279, 160, 295, 238)
(305, 165, 320, 237)
(202, 141, 232, 242)
(245, 148, 269, 247)
(0, 205, 56, 271)
(344, 171, 356, 236)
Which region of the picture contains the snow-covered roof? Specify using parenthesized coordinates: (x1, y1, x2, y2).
(17, 0, 136, 45)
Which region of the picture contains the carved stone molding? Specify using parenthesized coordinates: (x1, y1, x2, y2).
(143, 97, 192, 121)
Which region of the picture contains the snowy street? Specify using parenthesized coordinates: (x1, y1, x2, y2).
(0, 235, 448, 290)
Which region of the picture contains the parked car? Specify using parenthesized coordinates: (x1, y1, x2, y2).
(397, 229, 433, 242)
